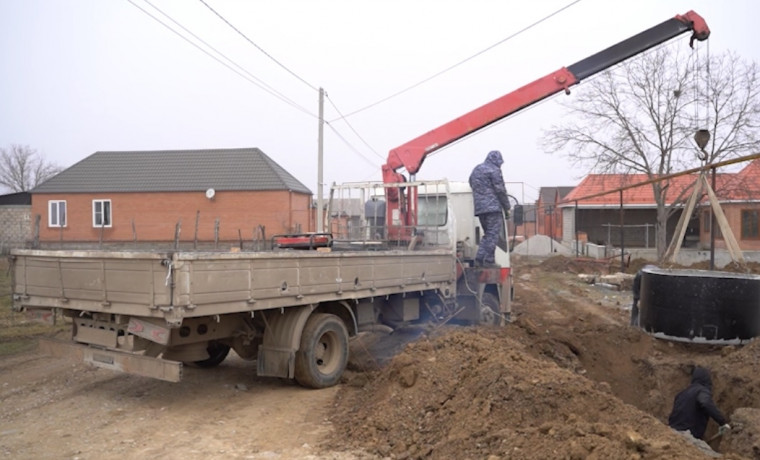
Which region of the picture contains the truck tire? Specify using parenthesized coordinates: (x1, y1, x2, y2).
(193, 341, 231, 368)
(294, 313, 349, 389)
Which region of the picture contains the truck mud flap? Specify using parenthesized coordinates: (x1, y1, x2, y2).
(38, 337, 182, 383)
(257, 346, 295, 379)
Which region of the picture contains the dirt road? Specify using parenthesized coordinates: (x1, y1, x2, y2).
(2, 255, 759, 459)
(0, 348, 365, 459)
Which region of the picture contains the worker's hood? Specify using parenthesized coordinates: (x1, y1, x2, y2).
(486, 150, 504, 167)
(691, 366, 712, 389)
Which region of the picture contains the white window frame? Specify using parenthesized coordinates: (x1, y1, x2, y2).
(48, 200, 67, 228)
(92, 199, 112, 228)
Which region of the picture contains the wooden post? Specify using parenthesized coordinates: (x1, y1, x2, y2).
(214, 218, 220, 250)
(702, 175, 744, 263)
(619, 190, 625, 271)
(665, 175, 703, 263)
(33, 214, 40, 249)
(174, 220, 182, 250)
(194, 210, 200, 250)
(710, 168, 716, 270)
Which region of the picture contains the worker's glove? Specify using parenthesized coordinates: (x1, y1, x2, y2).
(719, 424, 731, 435)
(504, 210, 511, 219)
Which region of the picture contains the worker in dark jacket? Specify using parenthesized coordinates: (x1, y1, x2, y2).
(468, 150, 511, 266)
(668, 366, 730, 440)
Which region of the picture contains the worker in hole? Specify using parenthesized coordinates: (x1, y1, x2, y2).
(469, 150, 511, 267)
(668, 366, 731, 456)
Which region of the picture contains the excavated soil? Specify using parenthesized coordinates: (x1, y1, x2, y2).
(330, 255, 760, 459)
(1, 255, 759, 459)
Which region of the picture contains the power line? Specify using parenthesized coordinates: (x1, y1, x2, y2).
(198, 0, 319, 92)
(127, 0, 315, 117)
(325, 93, 384, 161)
(195, 1, 387, 169)
(324, 122, 380, 168)
(331, 0, 583, 122)
(130, 0, 384, 172)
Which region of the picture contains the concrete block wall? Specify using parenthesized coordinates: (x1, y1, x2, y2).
(0, 206, 32, 251)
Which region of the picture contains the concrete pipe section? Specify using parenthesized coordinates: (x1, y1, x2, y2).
(639, 267, 760, 344)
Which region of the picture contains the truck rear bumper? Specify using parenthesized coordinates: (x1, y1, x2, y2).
(38, 337, 182, 382)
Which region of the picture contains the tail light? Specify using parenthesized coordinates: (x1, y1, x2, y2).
(500, 267, 511, 283)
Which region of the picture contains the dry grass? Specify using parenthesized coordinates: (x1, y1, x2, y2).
(0, 258, 66, 355)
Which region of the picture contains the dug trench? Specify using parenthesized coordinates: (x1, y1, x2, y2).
(331, 255, 760, 459)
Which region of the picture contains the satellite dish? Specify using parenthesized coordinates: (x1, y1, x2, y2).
(205, 188, 216, 199)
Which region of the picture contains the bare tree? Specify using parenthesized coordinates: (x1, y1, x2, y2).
(0, 144, 61, 193)
(543, 47, 760, 259)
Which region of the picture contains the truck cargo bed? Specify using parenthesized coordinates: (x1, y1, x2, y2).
(11, 248, 456, 320)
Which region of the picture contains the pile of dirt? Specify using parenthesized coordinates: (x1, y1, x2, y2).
(331, 327, 727, 459)
(722, 408, 760, 458)
(328, 255, 760, 459)
(538, 255, 615, 274)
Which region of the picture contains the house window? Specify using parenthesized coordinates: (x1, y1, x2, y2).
(741, 209, 760, 240)
(48, 200, 67, 227)
(93, 199, 112, 228)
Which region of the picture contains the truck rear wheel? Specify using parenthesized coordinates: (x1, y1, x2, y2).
(193, 341, 231, 368)
(294, 313, 349, 389)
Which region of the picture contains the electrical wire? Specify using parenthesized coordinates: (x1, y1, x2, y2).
(131, 0, 386, 174)
(325, 93, 384, 161)
(198, 0, 319, 92)
(143, 0, 311, 115)
(195, 1, 385, 165)
(331, 0, 583, 122)
(127, 0, 316, 117)
(324, 122, 380, 168)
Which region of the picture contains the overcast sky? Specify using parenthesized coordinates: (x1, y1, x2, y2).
(1, 0, 757, 203)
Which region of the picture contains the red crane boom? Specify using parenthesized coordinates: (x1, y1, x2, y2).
(381, 11, 709, 236)
(382, 11, 709, 187)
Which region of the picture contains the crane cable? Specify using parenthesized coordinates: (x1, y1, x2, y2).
(692, 37, 712, 163)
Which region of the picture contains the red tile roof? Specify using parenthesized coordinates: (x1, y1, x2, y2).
(560, 159, 760, 207)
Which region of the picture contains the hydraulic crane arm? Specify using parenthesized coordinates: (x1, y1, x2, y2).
(382, 10, 710, 184)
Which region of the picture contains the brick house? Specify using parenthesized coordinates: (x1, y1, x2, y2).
(30, 148, 313, 248)
(513, 203, 537, 239)
(535, 186, 574, 240)
(0, 192, 31, 252)
(559, 159, 760, 250)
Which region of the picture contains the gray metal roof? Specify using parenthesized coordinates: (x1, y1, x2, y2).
(557, 186, 575, 201)
(538, 186, 575, 204)
(0, 192, 31, 205)
(32, 148, 312, 195)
